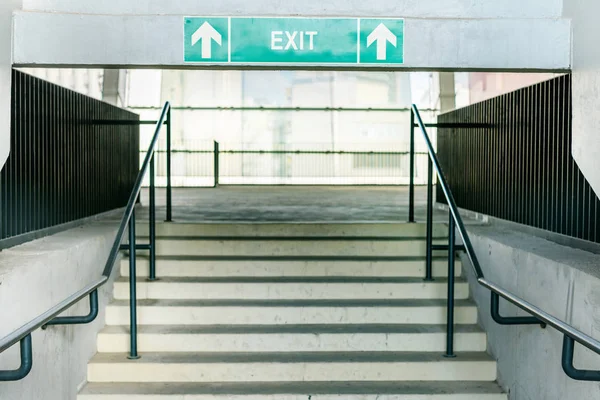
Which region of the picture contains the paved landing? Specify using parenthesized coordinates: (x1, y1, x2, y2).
(137, 186, 449, 222)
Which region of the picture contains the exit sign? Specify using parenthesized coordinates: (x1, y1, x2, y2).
(183, 17, 404, 66)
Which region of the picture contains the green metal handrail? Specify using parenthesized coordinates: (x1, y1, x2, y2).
(0, 102, 172, 381)
(412, 104, 600, 381)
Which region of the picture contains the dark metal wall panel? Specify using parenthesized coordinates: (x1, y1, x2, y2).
(437, 75, 600, 244)
(0, 70, 139, 241)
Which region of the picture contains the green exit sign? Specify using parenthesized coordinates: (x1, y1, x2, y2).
(183, 17, 404, 66)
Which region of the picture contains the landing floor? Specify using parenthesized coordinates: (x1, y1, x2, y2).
(138, 186, 450, 223)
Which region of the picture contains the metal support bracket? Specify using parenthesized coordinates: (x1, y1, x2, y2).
(490, 292, 546, 327)
(119, 243, 151, 251)
(562, 335, 600, 381)
(432, 244, 466, 252)
(0, 334, 33, 382)
(42, 290, 99, 328)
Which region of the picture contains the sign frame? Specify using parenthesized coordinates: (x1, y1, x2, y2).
(183, 16, 405, 67)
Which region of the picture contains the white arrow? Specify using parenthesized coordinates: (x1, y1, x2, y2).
(191, 22, 222, 59)
(367, 23, 397, 61)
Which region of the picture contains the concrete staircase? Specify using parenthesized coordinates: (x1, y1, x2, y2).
(78, 223, 506, 399)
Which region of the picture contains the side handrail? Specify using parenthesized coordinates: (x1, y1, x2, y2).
(412, 104, 600, 381)
(0, 101, 171, 381)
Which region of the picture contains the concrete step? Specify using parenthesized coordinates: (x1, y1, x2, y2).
(144, 237, 448, 257)
(87, 352, 497, 383)
(121, 256, 463, 278)
(97, 324, 487, 353)
(113, 277, 469, 300)
(105, 299, 478, 326)
(135, 222, 449, 238)
(78, 381, 507, 399)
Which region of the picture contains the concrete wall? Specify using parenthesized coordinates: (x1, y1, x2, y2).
(563, 0, 600, 198)
(460, 223, 600, 400)
(102, 69, 126, 106)
(21, 0, 564, 18)
(0, 217, 122, 400)
(0, 1, 21, 170)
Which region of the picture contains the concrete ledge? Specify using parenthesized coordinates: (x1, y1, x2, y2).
(0, 207, 125, 251)
(0, 218, 122, 400)
(459, 223, 600, 400)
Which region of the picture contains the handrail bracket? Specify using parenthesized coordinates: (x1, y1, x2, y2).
(0, 334, 33, 382)
(562, 335, 600, 381)
(42, 290, 99, 328)
(490, 292, 546, 328)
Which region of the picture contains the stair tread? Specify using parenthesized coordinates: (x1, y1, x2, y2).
(116, 276, 465, 284)
(144, 236, 448, 241)
(90, 351, 495, 364)
(123, 255, 459, 261)
(108, 298, 475, 307)
(80, 381, 505, 395)
(88, 222, 499, 397)
(99, 324, 484, 335)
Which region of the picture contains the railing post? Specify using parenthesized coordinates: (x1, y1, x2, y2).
(148, 154, 157, 281)
(213, 140, 220, 188)
(128, 210, 140, 360)
(425, 158, 434, 281)
(445, 214, 456, 358)
(408, 109, 415, 223)
(165, 107, 172, 222)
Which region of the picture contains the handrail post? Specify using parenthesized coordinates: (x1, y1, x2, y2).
(425, 158, 434, 281)
(214, 140, 220, 188)
(128, 210, 140, 360)
(165, 107, 172, 222)
(408, 110, 415, 222)
(445, 214, 456, 358)
(148, 154, 157, 281)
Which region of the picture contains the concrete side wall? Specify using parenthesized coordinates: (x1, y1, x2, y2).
(0, 1, 21, 169)
(460, 224, 600, 400)
(563, 0, 600, 198)
(21, 0, 564, 18)
(0, 218, 122, 400)
(12, 13, 571, 70)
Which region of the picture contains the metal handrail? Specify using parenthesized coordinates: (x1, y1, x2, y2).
(0, 101, 172, 380)
(412, 104, 600, 381)
(100, 102, 169, 277)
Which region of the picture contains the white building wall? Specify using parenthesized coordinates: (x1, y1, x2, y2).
(563, 0, 600, 198)
(125, 70, 436, 186)
(0, 0, 21, 170)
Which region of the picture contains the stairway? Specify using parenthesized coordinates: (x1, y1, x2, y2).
(78, 223, 506, 399)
